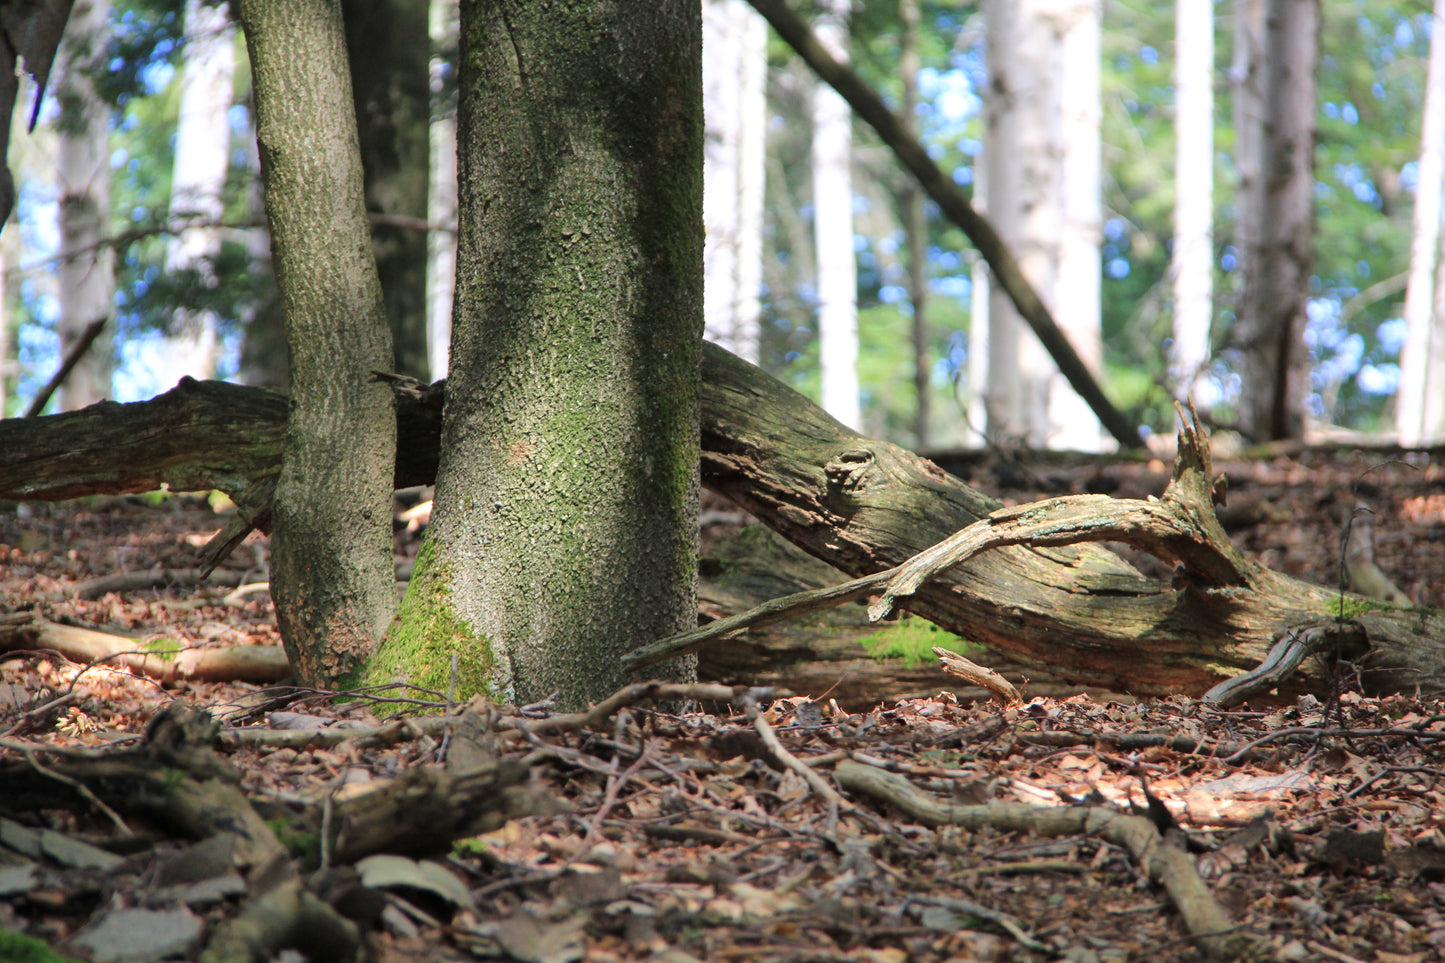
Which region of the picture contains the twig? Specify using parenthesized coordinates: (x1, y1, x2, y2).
(1, 737, 131, 834)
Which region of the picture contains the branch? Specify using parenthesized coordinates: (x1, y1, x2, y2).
(26, 316, 107, 417)
(746, 0, 1144, 450)
(835, 759, 1265, 962)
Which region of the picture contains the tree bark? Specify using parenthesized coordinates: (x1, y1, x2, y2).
(812, 0, 860, 430)
(1397, 0, 1445, 446)
(53, 0, 115, 412)
(6, 343, 1444, 698)
(1230, 0, 1319, 442)
(898, 0, 930, 449)
(237, 0, 398, 685)
(703, 0, 767, 365)
(165, 0, 236, 382)
(1169, 0, 1215, 405)
(364, 0, 705, 710)
(342, 0, 432, 381)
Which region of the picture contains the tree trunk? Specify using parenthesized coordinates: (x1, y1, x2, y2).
(342, 0, 431, 381)
(983, 0, 1101, 448)
(898, 0, 930, 449)
(237, 0, 398, 685)
(53, 0, 114, 412)
(425, 0, 458, 382)
(165, 0, 236, 382)
(1169, 0, 1215, 405)
(8, 343, 1444, 698)
(363, 0, 704, 710)
(1053, 0, 1103, 451)
(703, 0, 767, 365)
(812, 0, 860, 430)
(1230, 0, 1318, 442)
(1397, 0, 1445, 446)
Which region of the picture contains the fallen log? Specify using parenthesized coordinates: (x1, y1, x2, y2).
(2, 343, 1442, 697)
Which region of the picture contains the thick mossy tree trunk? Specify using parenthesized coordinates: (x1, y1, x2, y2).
(342, 0, 431, 381)
(238, 0, 398, 684)
(363, 0, 704, 708)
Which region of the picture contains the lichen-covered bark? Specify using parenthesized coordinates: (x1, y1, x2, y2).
(238, 0, 397, 684)
(373, 0, 704, 708)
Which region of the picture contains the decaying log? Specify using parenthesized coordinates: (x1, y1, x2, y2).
(2, 343, 1443, 697)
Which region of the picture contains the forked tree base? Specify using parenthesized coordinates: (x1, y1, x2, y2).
(3, 342, 1443, 698)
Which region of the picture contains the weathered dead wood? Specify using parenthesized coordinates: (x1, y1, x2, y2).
(0, 611, 292, 684)
(834, 758, 1265, 962)
(2, 343, 1443, 697)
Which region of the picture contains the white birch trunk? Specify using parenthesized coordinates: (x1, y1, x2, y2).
(427, 0, 458, 381)
(54, 0, 114, 411)
(812, 0, 859, 429)
(165, 0, 235, 382)
(1398, 0, 1445, 445)
(704, 0, 766, 364)
(1169, 0, 1215, 406)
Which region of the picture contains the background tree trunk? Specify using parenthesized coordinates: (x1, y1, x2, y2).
(1169, 0, 1215, 406)
(54, 0, 114, 412)
(165, 0, 236, 382)
(703, 0, 767, 365)
(342, 0, 431, 381)
(898, 0, 930, 449)
(813, 0, 860, 430)
(1052, 0, 1103, 451)
(365, 0, 704, 709)
(425, 0, 458, 382)
(982, 0, 1102, 449)
(1231, 0, 1318, 442)
(238, 0, 398, 685)
(1397, 0, 1445, 446)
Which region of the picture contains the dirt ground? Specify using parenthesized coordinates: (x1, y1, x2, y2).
(2, 448, 1444, 962)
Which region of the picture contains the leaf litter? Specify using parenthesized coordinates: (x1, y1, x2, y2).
(1, 449, 1444, 962)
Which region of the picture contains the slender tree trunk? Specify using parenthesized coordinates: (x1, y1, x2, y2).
(54, 0, 114, 412)
(1231, 0, 1318, 442)
(982, 0, 1059, 445)
(426, 0, 458, 382)
(703, 0, 767, 365)
(366, 0, 704, 709)
(899, 0, 930, 448)
(342, 0, 431, 381)
(1398, 0, 1445, 446)
(0, 214, 15, 413)
(236, 121, 287, 390)
(237, 0, 398, 684)
(1052, 0, 1103, 451)
(1169, 0, 1215, 406)
(165, 0, 236, 382)
(813, 0, 859, 429)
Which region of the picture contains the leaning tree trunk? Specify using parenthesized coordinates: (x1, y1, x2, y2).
(6, 342, 1443, 698)
(362, 0, 705, 710)
(237, 0, 398, 685)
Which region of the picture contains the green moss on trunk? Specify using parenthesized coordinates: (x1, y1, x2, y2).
(360, 536, 507, 715)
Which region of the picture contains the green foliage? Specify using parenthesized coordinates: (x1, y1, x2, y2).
(859, 614, 980, 667)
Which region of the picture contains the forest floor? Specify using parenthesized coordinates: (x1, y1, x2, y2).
(1, 448, 1444, 963)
